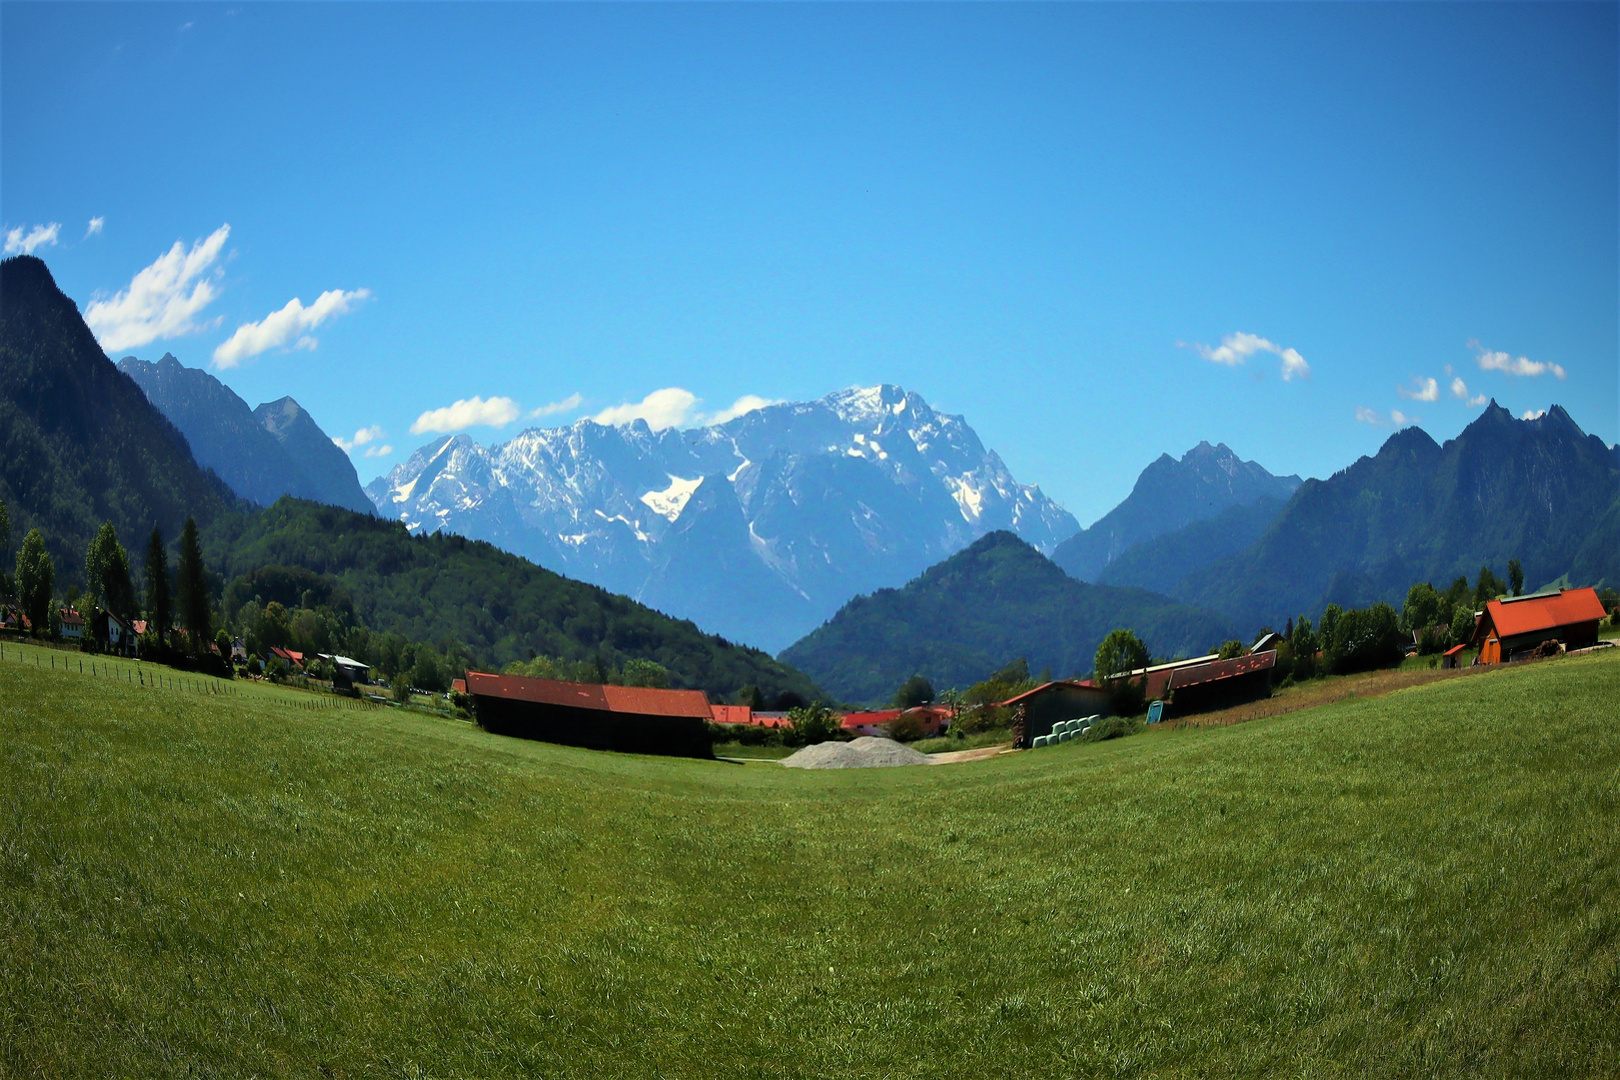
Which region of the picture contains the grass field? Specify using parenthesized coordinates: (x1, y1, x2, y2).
(3, 644, 1617, 1077)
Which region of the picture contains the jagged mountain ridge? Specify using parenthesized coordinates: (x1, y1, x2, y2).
(368, 385, 1080, 651)
(1053, 441, 1301, 582)
(0, 256, 240, 575)
(117, 354, 374, 515)
(1174, 402, 1620, 628)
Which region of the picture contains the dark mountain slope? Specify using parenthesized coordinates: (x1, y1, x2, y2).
(1177, 403, 1619, 627)
(117, 355, 373, 515)
(254, 397, 374, 514)
(1094, 495, 1288, 595)
(1054, 441, 1300, 582)
(779, 531, 1234, 704)
(118, 353, 302, 509)
(0, 255, 239, 576)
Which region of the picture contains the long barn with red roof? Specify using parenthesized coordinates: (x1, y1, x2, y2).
(464, 672, 715, 757)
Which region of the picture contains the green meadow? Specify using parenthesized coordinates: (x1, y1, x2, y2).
(2, 643, 1617, 1078)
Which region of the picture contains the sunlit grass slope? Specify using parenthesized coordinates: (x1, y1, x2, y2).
(3, 648, 1617, 1078)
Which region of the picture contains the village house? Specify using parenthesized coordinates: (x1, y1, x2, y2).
(58, 607, 84, 641)
(1470, 587, 1609, 664)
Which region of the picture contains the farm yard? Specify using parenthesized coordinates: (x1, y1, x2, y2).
(3, 644, 1618, 1078)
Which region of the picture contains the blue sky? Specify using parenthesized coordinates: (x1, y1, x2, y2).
(4, 3, 1615, 525)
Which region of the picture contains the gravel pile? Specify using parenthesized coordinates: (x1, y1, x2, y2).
(781, 736, 933, 769)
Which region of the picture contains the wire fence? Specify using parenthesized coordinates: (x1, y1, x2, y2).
(0, 638, 384, 711)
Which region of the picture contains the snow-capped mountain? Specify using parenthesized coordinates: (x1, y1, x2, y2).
(367, 385, 1078, 651)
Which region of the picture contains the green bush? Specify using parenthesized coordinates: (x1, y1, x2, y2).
(1081, 715, 1142, 742)
(884, 711, 927, 742)
(1106, 675, 1147, 717)
(786, 703, 843, 747)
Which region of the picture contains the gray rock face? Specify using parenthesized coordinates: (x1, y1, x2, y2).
(1052, 441, 1301, 582)
(367, 385, 1079, 652)
(252, 397, 376, 515)
(118, 355, 374, 516)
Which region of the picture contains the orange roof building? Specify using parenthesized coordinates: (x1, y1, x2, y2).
(463, 671, 714, 757)
(1472, 587, 1608, 664)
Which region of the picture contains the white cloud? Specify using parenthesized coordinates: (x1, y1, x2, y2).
(331, 424, 386, 452)
(527, 392, 585, 419)
(3, 222, 62, 255)
(212, 287, 371, 368)
(84, 224, 230, 351)
(85, 217, 105, 239)
(707, 394, 781, 424)
(1450, 377, 1487, 407)
(363, 444, 393, 458)
(592, 388, 700, 430)
(1390, 409, 1419, 427)
(410, 396, 521, 435)
(590, 388, 782, 430)
(1471, 340, 1566, 379)
(1180, 331, 1311, 381)
(1355, 406, 1387, 427)
(1521, 408, 1547, 421)
(1398, 377, 1439, 402)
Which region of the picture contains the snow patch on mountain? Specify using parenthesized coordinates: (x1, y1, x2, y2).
(367, 384, 1079, 651)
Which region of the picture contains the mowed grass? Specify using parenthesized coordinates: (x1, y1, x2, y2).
(2, 649, 1617, 1078)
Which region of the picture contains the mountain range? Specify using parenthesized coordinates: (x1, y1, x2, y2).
(779, 531, 1235, 704)
(0, 257, 239, 575)
(1168, 403, 1620, 629)
(0, 254, 820, 702)
(369, 385, 1079, 652)
(117, 354, 374, 515)
(1052, 441, 1301, 582)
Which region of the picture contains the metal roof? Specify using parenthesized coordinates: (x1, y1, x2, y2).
(463, 671, 712, 719)
(1166, 650, 1277, 690)
(1484, 588, 1608, 640)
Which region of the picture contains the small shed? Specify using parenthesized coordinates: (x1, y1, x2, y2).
(465, 671, 714, 757)
(1441, 642, 1469, 669)
(1473, 588, 1608, 664)
(1001, 680, 1113, 747)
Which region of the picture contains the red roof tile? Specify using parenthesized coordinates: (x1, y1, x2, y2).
(463, 672, 712, 719)
(710, 704, 755, 725)
(1484, 588, 1607, 640)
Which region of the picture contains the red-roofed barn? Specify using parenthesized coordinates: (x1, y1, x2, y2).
(1472, 588, 1608, 664)
(465, 672, 714, 757)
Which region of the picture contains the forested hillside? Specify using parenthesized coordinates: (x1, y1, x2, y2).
(780, 531, 1234, 704)
(1093, 495, 1288, 595)
(0, 255, 821, 702)
(206, 498, 822, 701)
(0, 256, 240, 573)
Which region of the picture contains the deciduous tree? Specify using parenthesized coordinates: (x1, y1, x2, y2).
(15, 528, 53, 635)
(1094, 629, 1149, 683)
(893, 674, 936, 708)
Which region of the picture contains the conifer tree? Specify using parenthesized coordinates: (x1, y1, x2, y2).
(145, 526, 172, 641)
(175, 517, 210, 652)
